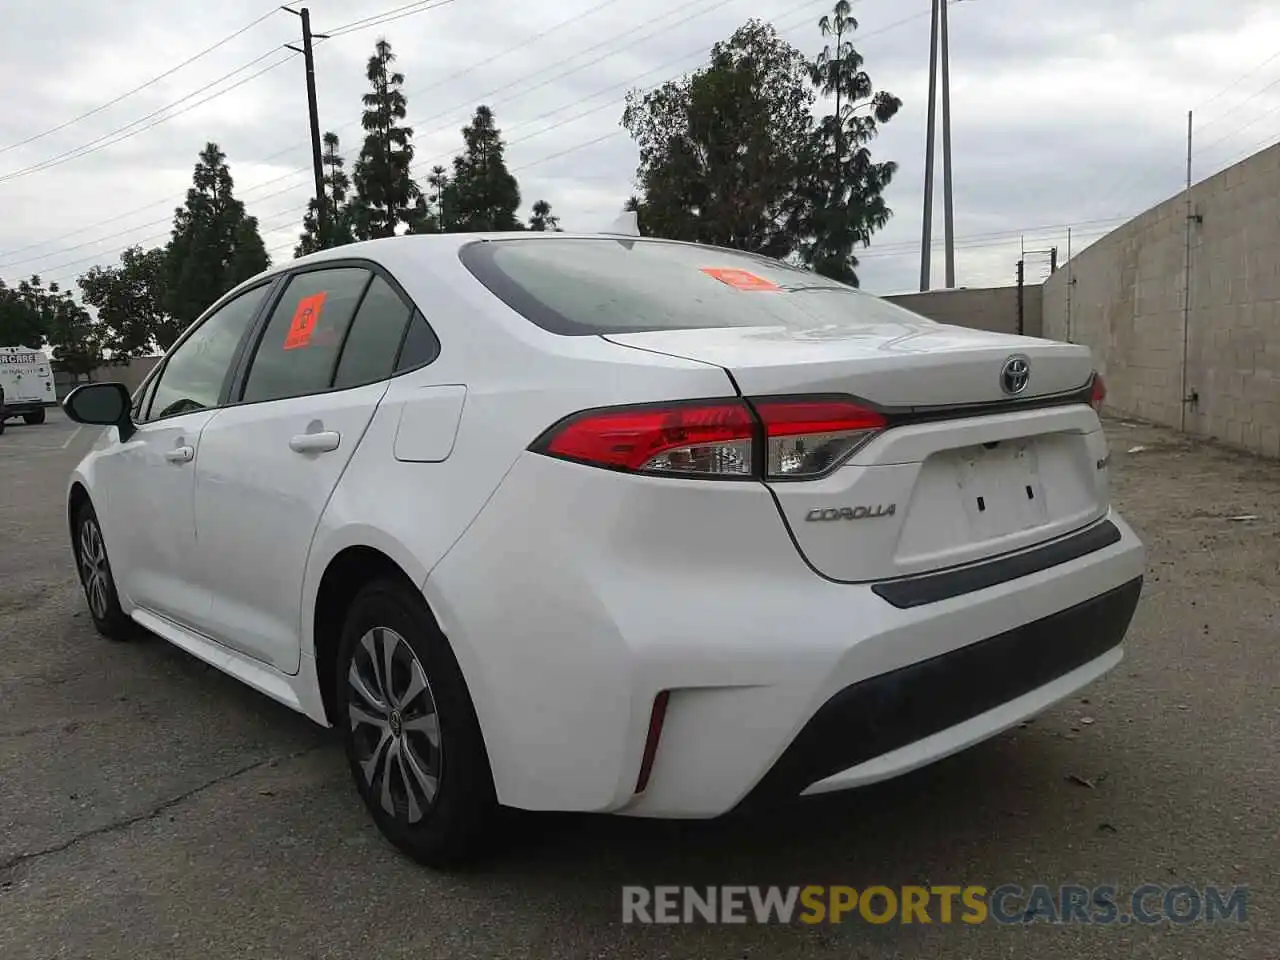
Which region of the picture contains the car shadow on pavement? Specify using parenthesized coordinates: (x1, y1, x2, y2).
(110, 618, 1091, 896)
(460, 729, 1075, 891)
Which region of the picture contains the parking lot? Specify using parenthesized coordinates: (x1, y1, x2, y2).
(0, 407, 1275, 959)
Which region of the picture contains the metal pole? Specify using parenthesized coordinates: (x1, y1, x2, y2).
(286, 7, 328, 249)
(919, 0, 940, 291)
(1016, 259, 1024, 335)
(1180, 109, 1193, 432)
(1066, 227, 1073, 342)
(939, 0, 956, 288)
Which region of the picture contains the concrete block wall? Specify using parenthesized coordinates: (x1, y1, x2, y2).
(886, 285, 1042, 337)
(1043, 140, 1280, 459)
(55, 356, 161, 400)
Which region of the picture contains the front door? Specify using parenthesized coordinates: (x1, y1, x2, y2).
(93, 408, 218, 628)
(96, 282, 273, 629)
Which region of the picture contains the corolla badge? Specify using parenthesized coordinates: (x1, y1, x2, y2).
(805, 505, 897, 522)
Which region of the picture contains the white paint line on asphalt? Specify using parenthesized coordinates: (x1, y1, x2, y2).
(61, 427, 82, 449)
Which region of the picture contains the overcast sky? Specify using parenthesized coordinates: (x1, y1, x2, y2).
(1, 0, 1278, 300)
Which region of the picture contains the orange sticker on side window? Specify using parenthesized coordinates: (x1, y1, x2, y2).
(700, 267, 780, 291)
(283, 292, 328, 350)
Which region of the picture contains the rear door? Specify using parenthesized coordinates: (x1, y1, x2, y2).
(191, 265, 422, 673)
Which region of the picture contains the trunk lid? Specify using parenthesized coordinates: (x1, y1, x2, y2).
(602, 323, 1094, 407)
(603, 324, 1110, 583)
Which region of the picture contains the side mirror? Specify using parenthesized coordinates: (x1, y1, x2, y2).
(63, 382, 136, 441)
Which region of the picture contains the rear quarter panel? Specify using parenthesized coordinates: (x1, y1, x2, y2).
(302, 249, 738, 669)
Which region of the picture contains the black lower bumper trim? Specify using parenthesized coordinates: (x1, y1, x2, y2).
(872, 519, 1123, 609)
(739, 576, 1143, 810)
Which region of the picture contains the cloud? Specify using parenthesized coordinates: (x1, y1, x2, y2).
(0, 0, 1277, 300)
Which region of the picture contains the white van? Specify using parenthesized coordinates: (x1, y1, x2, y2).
(0, 345, 56, 430)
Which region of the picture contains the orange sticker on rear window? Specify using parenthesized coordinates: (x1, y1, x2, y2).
(700, 267, 779, 291)
(283, 292, 327, 350)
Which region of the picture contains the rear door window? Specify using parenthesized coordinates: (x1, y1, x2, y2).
(394, 311, 441, 372)
(240, 268, 371, 404)
(332, 275, 415, 390)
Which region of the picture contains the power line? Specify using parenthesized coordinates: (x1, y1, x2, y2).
(1192, 48, 1280, 116)
(857, 223, 1117, 262)
(169, 0, 639, 211)
(1086, 63, 1280, 222)
(2, 212, 176, 272)
(1193, 85, 1280, 158)
(326, 0, 464, 37)
(1218, 129, 1280, 170)
(251, 0, 833, 238)
(3, 0, 717, 260)
(35, 0, 911, 283)
(1194, 69, 1280, 138)
(28, 0, 900, 281)
(851, 216, 1131, 259)
(405, 0, 873, 180)
(0, 50, 298, 185)
(0, 6, 281, 156)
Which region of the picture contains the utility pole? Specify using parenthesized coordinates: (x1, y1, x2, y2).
(939, 0, 956, 288)
(919, 0, 941, 291)
(1066, 227, 1073, 342)
(1180, 109, 1195, 432)
(1015, 259, 1025, 335)
(921, 0, 961, 290)
(285, 6, 329, 248)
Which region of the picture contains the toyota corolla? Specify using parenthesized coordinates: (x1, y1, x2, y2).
(62, 232, 1145, 866)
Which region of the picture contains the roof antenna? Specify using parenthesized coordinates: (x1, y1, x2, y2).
(601, 210, 640, 237)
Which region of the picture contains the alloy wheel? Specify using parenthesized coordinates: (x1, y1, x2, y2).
(347, 626, 443, 823)
(78, 517, 111, 620)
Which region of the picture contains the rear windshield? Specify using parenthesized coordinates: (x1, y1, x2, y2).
(458, 237, 928, 336)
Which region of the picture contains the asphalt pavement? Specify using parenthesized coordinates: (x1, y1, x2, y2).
(0, 408, 1275, 959)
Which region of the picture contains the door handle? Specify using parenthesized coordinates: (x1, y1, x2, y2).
(164, 445, 194, 463)
(289, 430, 341, 454)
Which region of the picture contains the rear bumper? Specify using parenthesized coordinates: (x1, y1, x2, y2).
(739, 576, 1141, 809)
(0, 400, 53, 415)
(428, 453, 1147, 819)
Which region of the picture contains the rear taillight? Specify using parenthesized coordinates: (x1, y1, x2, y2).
(535, 400, 756, 477)
(1090, 373, 1107, 411)
(530, 396, 886, 480)
(754, 398, 887, 480)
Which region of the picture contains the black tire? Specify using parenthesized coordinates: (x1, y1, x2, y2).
(72, 501, 132, 641)
(336, 578, 498, 867)
(23, 408, 46, 425)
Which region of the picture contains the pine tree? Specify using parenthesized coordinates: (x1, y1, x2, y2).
(802, 1, 901, 285)
(296, 132, 356, 256)
(164, 142, 270, 329)
(406, 165, 452, 234)
(447, 106, 521, 232)
(352, 40, 419, 239)
(527, 200, 560, 231)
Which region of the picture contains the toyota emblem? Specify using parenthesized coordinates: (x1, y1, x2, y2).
(1000, 355, 1031, 396)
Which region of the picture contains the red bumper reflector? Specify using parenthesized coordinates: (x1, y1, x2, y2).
(635, 690, 671, 794)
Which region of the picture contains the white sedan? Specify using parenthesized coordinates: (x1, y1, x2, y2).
(62, 231, 1145, 866)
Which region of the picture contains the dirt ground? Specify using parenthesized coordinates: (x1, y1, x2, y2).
(0, 409, 1276, 959)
